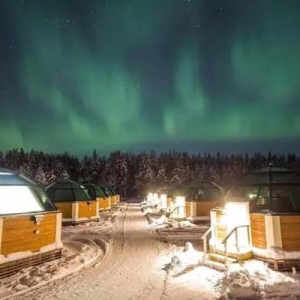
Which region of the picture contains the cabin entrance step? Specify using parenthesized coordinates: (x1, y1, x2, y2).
(211, 246, 253, 261)
(208, 253, 237, 265)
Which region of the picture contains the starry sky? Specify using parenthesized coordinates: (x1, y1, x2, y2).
(1, 0, 300, 156)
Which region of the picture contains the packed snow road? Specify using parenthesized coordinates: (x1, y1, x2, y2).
(13, 201, 170, 300)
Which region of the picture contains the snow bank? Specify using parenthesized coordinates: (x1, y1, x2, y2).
(165, 243, 300, 299)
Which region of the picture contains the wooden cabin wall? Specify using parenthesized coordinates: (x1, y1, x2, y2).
(1, 213, 57, 256)
(215, 210, 227, 242)
(110, 196, 117, 205)
(186, 202, 193, 217)
(196, 200, 220, 216)
(97, 197, 111, 210)
(250, 213, 267, 249)
(280, 215, 300, 251)
(78, 201, 98, 218)
(55, 203, 73, 218)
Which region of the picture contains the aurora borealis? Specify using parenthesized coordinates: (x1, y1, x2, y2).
(1, 0, 300, 156)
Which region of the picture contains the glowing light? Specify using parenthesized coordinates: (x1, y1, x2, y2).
(174, 196, 186, 218)
(225, 202, 250, 227)
(147, 192, 153, 202)
(153, 193, 160, 205)
(224, 202, 250, 248)
(160, 194, 167, 209)
(0, 186, 44, 215)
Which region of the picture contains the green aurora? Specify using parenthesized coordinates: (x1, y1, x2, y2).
(0, 0, 300, 155)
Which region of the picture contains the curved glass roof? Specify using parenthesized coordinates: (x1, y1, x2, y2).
(158, 182, 224, 201)
(225, 167, 300, 213)
(232, 167, 300, 185)
(84, 183, 108, 199)
(46, 179, 93, 202)
(0, 168, 57, 215)
(0, 167, 38, 186)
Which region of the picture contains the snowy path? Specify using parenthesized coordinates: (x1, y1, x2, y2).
(13, 202, 170, 300)
(10, 202, 220, 300)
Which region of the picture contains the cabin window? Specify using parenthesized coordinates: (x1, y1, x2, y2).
(99, 187, 108, 197)
(195, 189, 204, 200)
(33, 187, 57, 210)
(104, 187, 112, 195)
(271, 187, 294, 213)
(289, 186, 300, 212)
(95, 188, 104, 197)
(87, 187, 96, 199)
(225, 186, 259, 202)
(256, 187, 269, 211)
(204, 188, 222, 200)
(0, 186, 45, 215)
(53, 188, 74, 201)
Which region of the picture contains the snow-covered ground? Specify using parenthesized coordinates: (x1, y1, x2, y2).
(1, 200, 300, 299)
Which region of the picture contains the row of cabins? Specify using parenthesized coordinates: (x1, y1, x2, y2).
(47, 181, 119, 225)
(0, 167, 120, 278)
(146, 166, 300, 271)
(143, 181, 224, 220)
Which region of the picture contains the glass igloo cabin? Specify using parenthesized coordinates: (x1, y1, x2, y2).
(0, 168, 62, 278)
(84, 183, 111, 211)
(206, 166, 300, 271)
(46, 179, 99, 225)
(184, 181, 224, 219)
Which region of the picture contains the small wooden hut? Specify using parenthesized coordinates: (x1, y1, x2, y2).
(158, 185, 180, 209)
(0, 168, 62, 278)
(46, 179, 99, 225)
(105, 185, 120, 204)
(99, 184, 118, 206)
(204, 166, 300, 271)
(159, 183, 223, 220)
(84, 183, 111, 211)
(184, 182, 224, 219)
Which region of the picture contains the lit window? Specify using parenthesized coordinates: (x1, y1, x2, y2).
(0, 186, 44, 215)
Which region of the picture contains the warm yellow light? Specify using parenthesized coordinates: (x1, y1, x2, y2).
(153, 193, 160, 205)
(175, 196, 186, 207)
(225, 202, 249, 227)
(175, 196, 186, 218)
(224, 202, 250, 247)
(147, 192, 153, 201)
(0, 186, 44, 215)
(160, 194, 167, 209)
(225, 202, 240, 216)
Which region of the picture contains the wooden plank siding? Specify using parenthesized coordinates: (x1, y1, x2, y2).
(167, 198, 172, 208)
(215, 210, 227, 242)
(98, 197, 111, 210)
(186, 202, 193, 217)
(55, 203, 73, 218)
(280, 215, 300, 251)
(196, 200, 221, 216)
(1, 213, 57, 256)
(250, 213, 267, 249)
(216, 224, 227, 241)
(78, 201, 98, 218)
(110, 195, 117, 205)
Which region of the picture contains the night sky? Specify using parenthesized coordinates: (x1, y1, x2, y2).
(1, 0, 300, 156)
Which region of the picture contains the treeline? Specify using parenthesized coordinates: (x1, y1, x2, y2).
(0, 148, 299, 197)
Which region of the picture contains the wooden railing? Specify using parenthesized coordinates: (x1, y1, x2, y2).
(201, 227, 212, 259)
(167, 206, 179, 218)
(222, 225, 250, 265)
